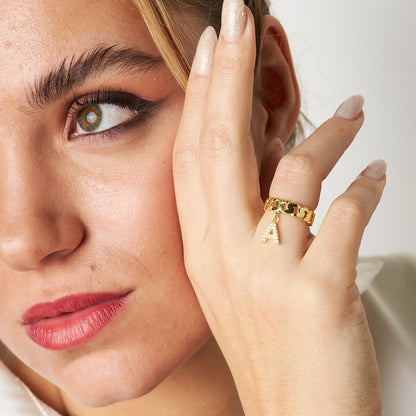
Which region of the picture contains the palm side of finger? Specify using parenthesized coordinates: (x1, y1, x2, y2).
(172, 4, 383, 416)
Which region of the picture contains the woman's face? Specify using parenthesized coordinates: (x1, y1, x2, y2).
(0, 0, 211, 406)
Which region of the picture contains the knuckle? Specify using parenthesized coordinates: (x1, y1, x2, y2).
(358, 178, 382, 198)
(324, 117, 349, 133)
(331, 195, 365, 224)
(215, 48, 249, 77)
(200, 122, 235, 159)
(320, 117, 362, 146)
(172, 144, 198, 175)
(217, 53, 240, 72)
(186, 86, 206, 107)
(278, 152, 317, 179)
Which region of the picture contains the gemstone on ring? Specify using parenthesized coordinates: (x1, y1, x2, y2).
(262, 197, 315, 244)
(261, 212, 280, 244)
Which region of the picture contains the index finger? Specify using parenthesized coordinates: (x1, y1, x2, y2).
(172, 26, 217, 246)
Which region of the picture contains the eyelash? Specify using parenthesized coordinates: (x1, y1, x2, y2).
(67, 89, 157, 142)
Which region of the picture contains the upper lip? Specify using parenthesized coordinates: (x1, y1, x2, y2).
(22, 292, 130, 325)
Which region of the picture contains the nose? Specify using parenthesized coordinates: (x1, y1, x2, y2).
(1, 213, 85, 272)
(0, 154, 85, 272)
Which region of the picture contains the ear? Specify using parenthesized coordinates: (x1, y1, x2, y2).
(252, 16, 301, 152)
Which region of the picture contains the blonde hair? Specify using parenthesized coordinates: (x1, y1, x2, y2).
(132, 0, 270, 90)
(132, 0, 303, 149)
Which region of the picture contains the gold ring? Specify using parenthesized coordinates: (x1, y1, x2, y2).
(262, 197, 315, 244)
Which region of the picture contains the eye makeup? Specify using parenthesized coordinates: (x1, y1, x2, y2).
(67, 89, 159, 143)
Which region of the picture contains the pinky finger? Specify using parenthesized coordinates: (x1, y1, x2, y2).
(303, 160, 387, 287)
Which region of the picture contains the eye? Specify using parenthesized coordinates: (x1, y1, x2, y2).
(68, 90, 156, 140)
(76, 103, 133, 134)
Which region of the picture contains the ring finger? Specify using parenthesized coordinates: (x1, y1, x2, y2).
(258, 95, 365, 250)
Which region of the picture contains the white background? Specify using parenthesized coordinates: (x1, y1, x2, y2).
(270, 0, 415, 256)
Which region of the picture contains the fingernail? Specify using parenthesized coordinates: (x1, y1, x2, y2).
(194, 26, 217, 75)
(264, 137, 285, 162)
(359, 159, 387, 180)
(269, 137, 285, 152)
(334, 95, 364, 120)
(222, 0, 247, 41)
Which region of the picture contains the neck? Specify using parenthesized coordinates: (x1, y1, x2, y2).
(10, 338, 244, 416)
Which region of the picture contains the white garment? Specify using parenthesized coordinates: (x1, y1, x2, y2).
(0, 355, 60, 416)
(0, 254, 415, 415)
(361, 254, 416, 416)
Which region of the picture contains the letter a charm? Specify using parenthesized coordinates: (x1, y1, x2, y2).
(262, 213, 280, 244)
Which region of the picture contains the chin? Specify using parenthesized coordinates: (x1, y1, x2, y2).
(62, 359, 161, 407)
(57, 332, 211, 407)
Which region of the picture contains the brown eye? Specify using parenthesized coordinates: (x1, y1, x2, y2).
(78, 105, 103, 132)
(69, 91, 156, 140)
(74, 103, 138, 136)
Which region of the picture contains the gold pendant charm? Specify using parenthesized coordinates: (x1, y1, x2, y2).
(262, 213, 280, 244)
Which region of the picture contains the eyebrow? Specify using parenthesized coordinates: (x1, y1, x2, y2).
(25, 44, 164, 110)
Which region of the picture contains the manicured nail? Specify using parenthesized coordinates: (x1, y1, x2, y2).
(221, 0, 247, 41)
(269, 137, 284, 152)
(194, 26, 217, 75)
(359, 159, 387, 180)
(334, 95, 364, 120)
(264, 137, 284, 162)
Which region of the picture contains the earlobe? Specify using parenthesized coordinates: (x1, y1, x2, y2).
(254, 15, 300, 148)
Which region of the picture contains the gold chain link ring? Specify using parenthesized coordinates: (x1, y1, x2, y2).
(262, 197, 315, 244)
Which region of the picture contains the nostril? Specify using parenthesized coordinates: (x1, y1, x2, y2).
(42, 248, 78, 264)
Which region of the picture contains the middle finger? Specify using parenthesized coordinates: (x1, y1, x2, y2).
(199, 1, 263, 235)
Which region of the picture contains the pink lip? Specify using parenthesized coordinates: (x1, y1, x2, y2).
(22, 292, 131, 350)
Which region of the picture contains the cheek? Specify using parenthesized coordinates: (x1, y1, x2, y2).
(76, 100, 184, 276)
(55, 162, 212, 405)
(0, 271, 20, 346)
(0, 90, 213, 405)
(93, 158, 183, 280)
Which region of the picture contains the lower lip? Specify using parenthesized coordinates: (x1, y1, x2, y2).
(25, 294, 130, 350)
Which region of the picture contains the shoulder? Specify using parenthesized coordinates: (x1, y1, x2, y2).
(360, 253, 416, 416)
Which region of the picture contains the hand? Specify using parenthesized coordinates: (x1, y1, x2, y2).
(172, 2, 385, 416)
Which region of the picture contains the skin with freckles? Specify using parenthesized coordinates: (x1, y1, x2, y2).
(1, 1, 288, 415)
(0, 0, 219, 413)
(0, 1, 385, 416)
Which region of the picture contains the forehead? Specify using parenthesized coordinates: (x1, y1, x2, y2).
(0, 0, 158, 96)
